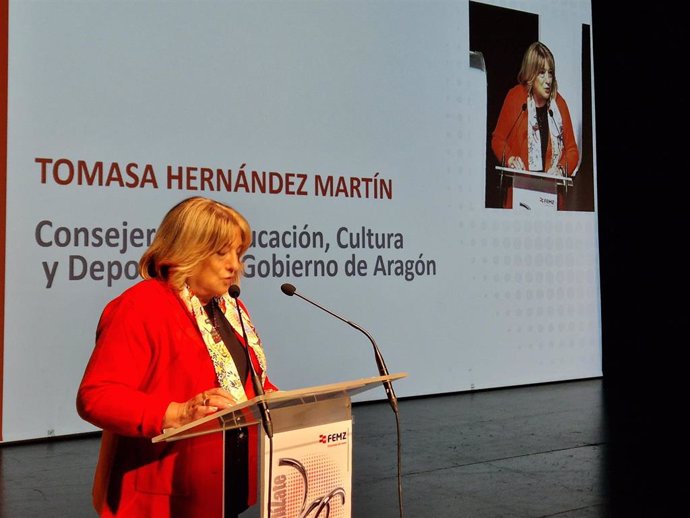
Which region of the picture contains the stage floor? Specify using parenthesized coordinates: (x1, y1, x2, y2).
(0, 378, 657, 517)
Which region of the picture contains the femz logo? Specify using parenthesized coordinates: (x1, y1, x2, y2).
(319, 431, 347, 444)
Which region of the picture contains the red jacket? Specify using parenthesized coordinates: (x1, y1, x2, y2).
(491, 84, 579, 209)
(77, 279, 276, 518)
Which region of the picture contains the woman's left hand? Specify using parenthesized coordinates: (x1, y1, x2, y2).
(162, 387, 237, 430)
(508, 156, 525, 170)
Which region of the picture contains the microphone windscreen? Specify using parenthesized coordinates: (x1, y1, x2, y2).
(229, 284, 241, 298)
(281, 283, 296, 296)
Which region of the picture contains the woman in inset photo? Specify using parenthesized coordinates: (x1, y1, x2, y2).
(491, 41, 579, 209)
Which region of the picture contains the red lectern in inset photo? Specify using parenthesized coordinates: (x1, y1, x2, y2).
(153, 373, 407, 518)
(496, 166, 574, 211)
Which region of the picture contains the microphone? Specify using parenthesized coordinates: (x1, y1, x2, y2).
(229, 284, 273, 439)
(280, 283, 399, 414)
(501, 103, 527, 167)
(549, 108, 568, 176)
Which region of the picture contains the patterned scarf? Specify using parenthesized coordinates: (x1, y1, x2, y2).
(527, 94, 564, 175)
(179, 284, 268, 403)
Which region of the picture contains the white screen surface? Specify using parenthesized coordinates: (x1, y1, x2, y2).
(2, 0, 599, 441)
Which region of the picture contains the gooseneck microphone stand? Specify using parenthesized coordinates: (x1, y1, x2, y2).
(280, 283, 404, 518)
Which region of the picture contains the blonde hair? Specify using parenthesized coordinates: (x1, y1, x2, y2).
(139, 197, 251, 290)
(517, 42, 558, 101)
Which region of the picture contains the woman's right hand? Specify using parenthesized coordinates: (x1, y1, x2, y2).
(162, 387, 237, 430)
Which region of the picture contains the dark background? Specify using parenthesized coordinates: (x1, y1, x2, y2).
(469, 2, 539, 209)
(593, 1, 682, 514)
(472, 0, 684, 512)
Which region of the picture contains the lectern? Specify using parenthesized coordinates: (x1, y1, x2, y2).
(496, 166, 573, 211)
(153, 373, 407, 518)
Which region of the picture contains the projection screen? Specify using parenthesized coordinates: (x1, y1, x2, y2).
(1, 0, 599, 442)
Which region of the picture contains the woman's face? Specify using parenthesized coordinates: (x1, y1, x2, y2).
(531, 65, 553, 106)
(187, 238, 242, 304)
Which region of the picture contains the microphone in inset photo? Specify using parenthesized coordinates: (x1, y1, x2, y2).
(549, 108, 568, 176)
(501, 103, 527, 167)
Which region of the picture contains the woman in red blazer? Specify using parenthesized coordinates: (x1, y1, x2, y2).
(77, 196, 277, 518)
(491, 42, 579, 209)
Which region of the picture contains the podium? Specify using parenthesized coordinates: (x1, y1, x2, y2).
(153, 373, 407, 518)
(496, 166, 573, 211)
